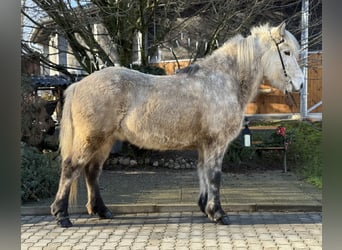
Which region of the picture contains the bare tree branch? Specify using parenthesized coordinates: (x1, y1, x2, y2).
(21, 0, 321, 74)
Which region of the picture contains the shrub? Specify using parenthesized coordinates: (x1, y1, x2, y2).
(21, 76, 56, 149)
(286, 121, 322, 188)
(224, 137, 255, 168)
(21, 142, 60, 202)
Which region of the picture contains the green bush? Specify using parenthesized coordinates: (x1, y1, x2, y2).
(224, 138, 255, 165)
(21, 142, 60, 202)
(286, 121, 322, 188)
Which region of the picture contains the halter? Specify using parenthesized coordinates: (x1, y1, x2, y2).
(272, 37, 289, 80)
(271, 34, 298, 109)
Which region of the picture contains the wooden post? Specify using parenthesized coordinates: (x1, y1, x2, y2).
(55, 86, 64, 123)
(283, 149, 287, 173)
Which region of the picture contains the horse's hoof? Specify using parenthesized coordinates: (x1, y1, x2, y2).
(216, 215, 230, 225)
(99, 210, 113, 219)
(57, 217, 73, 228)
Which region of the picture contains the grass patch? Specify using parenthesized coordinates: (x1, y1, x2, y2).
(306, 176, 322, 189)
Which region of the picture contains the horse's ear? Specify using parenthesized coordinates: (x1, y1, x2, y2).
(276, 21, 286, 37)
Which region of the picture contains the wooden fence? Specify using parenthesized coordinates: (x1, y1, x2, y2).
(152, 52, 322, 115)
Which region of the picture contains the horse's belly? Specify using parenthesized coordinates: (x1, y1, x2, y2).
(121, 112, 200, 151)
(122, 126, 198, 150)
(129, 137, 195, 151)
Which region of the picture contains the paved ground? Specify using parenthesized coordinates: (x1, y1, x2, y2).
(22, 211, 322, 250)
(21, 169, 322, 249)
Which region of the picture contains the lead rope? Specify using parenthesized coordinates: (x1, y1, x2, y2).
(285, 90, 299, 112)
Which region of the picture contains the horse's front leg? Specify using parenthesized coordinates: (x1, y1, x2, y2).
(197, 151, 208, 215)
(201, 150, 230, 225)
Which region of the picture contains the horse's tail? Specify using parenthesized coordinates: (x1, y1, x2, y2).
(69, 176, 78, 207)
(59, 83, 78, 206)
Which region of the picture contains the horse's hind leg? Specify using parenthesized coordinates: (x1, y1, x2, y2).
(50, 158, 82, 227)
(84, 161, 113, 219)
(84, 142, 114, 219)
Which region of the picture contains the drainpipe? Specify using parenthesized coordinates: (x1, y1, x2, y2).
(300, 0, 309, 118)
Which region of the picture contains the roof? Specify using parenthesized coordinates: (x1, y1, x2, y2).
(30, 17, 55, 45)
(30, 75, 83, 87)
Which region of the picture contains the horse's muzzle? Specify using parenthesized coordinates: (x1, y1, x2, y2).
(289, 80, 303, 92)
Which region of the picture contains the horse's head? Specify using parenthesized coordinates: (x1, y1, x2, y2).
(255, 22, 304, 93)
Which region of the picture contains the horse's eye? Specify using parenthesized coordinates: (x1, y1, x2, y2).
(284, 51, 291, 56)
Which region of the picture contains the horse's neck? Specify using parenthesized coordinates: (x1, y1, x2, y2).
(199, 38, 264, 110)
(238, 70, 264, 110)
(238, 55, 264, 104)
(208, 37, 264, 109)
(235, 39, 265, 109)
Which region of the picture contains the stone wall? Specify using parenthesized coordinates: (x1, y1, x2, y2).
(105, 154, 197, 170)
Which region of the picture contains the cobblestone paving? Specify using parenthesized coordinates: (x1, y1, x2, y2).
(21, 212, 322, 250)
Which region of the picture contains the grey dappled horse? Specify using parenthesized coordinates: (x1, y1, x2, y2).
(51, 22, 304, 227)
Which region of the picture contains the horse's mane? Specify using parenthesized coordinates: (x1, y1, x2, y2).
(210, 32, 257, 78)
(177, 34, 255, 77)
(177, 23, 299, 77)
(177, 64, 200, 75)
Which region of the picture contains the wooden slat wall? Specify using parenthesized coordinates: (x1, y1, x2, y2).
(153, 60, 191, 75)
(245, 87, 301, 114)
(307, 52, 322, 112)
(152, 52, 322, 115)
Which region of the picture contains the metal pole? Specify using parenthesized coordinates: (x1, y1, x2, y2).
(300, 0, 309, 118)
